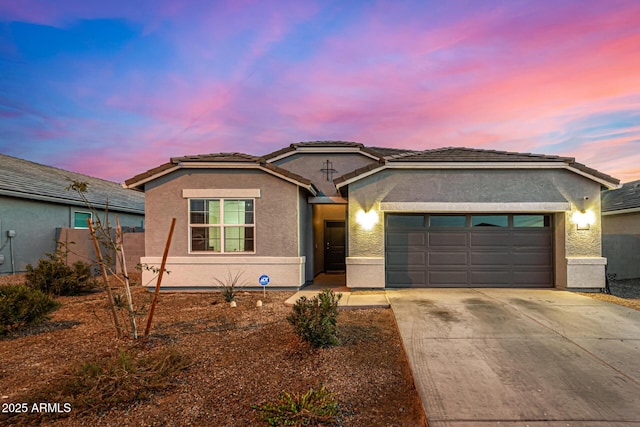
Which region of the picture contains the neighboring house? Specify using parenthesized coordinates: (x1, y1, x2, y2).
(601, 179, 640, 280)
(0, 154, 145, 275)
(125, 141, 619, 291)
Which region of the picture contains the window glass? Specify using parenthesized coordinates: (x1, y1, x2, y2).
(189, 198, 254, 252)
(513, 215, 549, 227)
(223, 200, 253, 224)
(191, 227, 221, 252)
(387, 215, 424, 228)
(208, 200, 221, 224)
(189, 199, 220, 224)
(471, 215, 508, 227)
(74, 212, 92, 229)
(224, 227, 254, 252)
(430, 215, 466, 227)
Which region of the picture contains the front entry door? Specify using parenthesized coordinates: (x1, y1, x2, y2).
(324, 221, 346, 272)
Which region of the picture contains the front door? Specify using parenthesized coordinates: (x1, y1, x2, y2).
(324, 221, 346, 272)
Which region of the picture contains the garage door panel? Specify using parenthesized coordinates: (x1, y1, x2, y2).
(470, 252, 510, 265)
(511, 232, 552, 247)
(429, 252, 468, 266)
(471, 271, 511, 285)
(471, 232, 512, 246)
(512, 252, 552, 266)
(429, 271, 469, 285)
(387, 231, 426, 246)
(385, 214, 553, 288)
(387, 252, 426, 266)
(387, 270, 426, 286)
(429, 233, 468, 247)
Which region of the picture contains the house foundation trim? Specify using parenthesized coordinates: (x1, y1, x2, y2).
(140, 256, 306, 289)
(379, 202, 571, 212)
(346, 257, 385, 289)
(566, 257, 607, 291)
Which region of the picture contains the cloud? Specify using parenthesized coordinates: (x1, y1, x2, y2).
(0, 0, 639, 182)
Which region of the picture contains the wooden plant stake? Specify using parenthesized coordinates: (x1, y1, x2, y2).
(87, 218, 123, 338)
(144, 218, 176, 336)
(116, 215, 138, 339)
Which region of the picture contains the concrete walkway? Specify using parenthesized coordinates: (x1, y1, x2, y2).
(387, 288, 640, 426)
(284, 273, 390, 309)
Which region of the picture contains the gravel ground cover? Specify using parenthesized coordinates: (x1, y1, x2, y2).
(578, 278, 640, 311)
(0, 274, 426, 426)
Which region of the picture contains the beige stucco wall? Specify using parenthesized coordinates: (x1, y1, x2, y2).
(141, 169, 306, 288)
(273, 153, 376, 196)
(144, 169, 299, 258)
(345, 168, 607, 289)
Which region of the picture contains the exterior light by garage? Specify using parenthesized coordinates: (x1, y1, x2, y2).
(356, 209, 379, 230)
(571, 209, 596, 230)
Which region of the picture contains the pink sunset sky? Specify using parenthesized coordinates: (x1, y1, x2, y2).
(1, 0, 639, 183)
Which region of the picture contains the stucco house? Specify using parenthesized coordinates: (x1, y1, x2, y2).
(124, 141, 619, 291)
(601, 179, 640, 280)
(0, 153, 145, 275)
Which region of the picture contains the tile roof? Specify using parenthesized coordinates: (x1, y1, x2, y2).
(334, 147, 620, 187)
(0, 153, 144, 214)
(263, 141, 372, 160)
(171, 152, 261, 163)
(386, 147, 567, 162)
(125, 144, 620, 193)
(261, 140, 418, 162)
(602, 179, 640, 212)
(125, 152, 314, 190)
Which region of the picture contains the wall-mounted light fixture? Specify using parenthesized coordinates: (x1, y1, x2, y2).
(571, 209, 596, 230)
(356, 209, 379, 230)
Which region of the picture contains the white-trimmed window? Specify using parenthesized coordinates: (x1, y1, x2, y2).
(189, 199, 255, 253)
(73, 211, 92, 229)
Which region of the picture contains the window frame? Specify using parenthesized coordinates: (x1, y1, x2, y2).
(188, 198, 256, 254)
(73, 211, 93, 229)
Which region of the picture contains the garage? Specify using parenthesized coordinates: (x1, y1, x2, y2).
(385, 213, 553, 288)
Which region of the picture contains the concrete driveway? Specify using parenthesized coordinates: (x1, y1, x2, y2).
(387, 289, 640, 426)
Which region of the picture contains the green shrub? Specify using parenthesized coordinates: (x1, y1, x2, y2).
(0, 285, 60, 334)
(287, 289, 342, 348)
(26, 248, 96, 296)
(253, 385, 340, 426)
(214, 270, 245, 302)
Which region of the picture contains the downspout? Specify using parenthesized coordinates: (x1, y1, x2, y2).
(8, 230, 16, 274)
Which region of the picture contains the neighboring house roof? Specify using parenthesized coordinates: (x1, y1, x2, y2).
(602, 179, 640, 214)
(125, 152, 318, 195)
(0, 153, 144, 214)
(334, 147, 620, 189)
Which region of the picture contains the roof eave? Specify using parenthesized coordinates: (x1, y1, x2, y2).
(334, 161, 621, 189)
(124, 161, 317, 195)
(0, 189, 144, 214)
(124, 165, 181, 190)
(602, 206, 640, 215)
(266, 146, 381, 163)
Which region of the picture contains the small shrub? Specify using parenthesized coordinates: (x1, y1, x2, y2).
(26, 247, 96, 296)
(253, 385, 340, 426)
(214, 270, 245, 302)
(0, 285, 60, 334)
(24, 347, 191, 414)
(287, 289, 342, 348)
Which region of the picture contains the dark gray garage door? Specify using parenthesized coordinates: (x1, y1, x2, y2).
(385, 214, 553, 288)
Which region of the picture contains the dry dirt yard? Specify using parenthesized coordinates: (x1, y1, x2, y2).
(0, 275, 426, 426)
